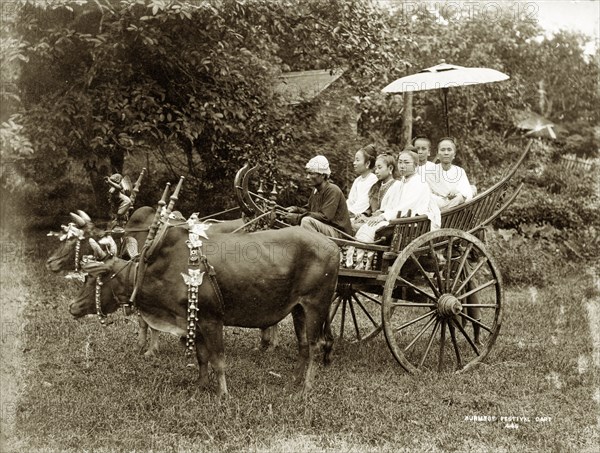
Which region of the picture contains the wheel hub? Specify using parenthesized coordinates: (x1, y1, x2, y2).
(337, 283, 353, 298)
(437, 293, 462, 318)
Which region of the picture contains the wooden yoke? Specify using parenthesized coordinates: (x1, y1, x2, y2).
(146, 176, 185, 258)
(129, 181, 174, 307)
(130, 167, 146, 205)
(143, 183, 171, 251)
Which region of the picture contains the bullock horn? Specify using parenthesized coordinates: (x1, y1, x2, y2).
(89, 238, 107, 260)
(70, 212, 86, 227)
(107, 236, 118, 256)
(77, 210, 92, 223)
(99, 236, 118, 257)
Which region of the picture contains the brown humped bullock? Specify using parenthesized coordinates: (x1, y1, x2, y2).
(46, 207, 251, 356)
(70, 225, 339, 396)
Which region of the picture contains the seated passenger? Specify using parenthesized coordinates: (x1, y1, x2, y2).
(347, 144, 378, 233)
(428, 138, 474, 209)
(284, 155, 352, 238)
(412, 136, 437, 175)
(348, 151, 440, 269)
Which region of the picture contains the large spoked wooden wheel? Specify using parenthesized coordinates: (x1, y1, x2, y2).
(382, 229, 502, 373)
(328, 283, 383, 342)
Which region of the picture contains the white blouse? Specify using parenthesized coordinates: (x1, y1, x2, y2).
(347, 172, 378, 215)
(427, 164, 474, 208)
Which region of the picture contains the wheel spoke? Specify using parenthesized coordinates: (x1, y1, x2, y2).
(457, 304, 498, 308)
(396, 276, 437, 302)
(444, 237, 455, 292)
(348, 296, 361, 340)
(329, 295, 342, 322)
(449, 322, 462, 369)
(419, 318, 440, 368)
(454, 257, 487, 295)
(340, 298, 347, 339)
(404, 315, 437, 352)
(391, 301, 437, 308)
(437, 320, 447, 372)
(395, 309, 437, 333)
(456, 280, 497, 300)
(452, 318, 480, 356)
(356, 291, 382, 305)
(450, 243, 474, 293)
(427, 240, 444, 293)
(409, 253, 441, 297)
(458, 312, 493, 333)
(351, 293, 379, 327)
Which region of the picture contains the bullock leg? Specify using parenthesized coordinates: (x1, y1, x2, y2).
(136, 314, 148, 354)
(301, 306, 330, 396)
(143, 327, 160, 358)
(194, 332, 210, 389)
(291, 306, 309, 387)
(197, 319, 228, 398)
(322, 311, 334, 366)
(260, 324, 279, 350)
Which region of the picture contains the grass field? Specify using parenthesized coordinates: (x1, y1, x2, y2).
(1, 231, 599, 452)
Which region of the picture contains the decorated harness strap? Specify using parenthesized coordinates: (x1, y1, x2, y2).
(182, 219, 225, 355)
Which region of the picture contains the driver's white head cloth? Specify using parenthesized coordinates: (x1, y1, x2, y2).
(306, 155, 331, 176)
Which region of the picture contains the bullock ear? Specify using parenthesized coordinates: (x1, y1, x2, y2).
(99, 236, 118, 257)
(123, 236, 138, 258)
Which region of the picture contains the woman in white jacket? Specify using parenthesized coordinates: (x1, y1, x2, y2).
(349, 151, 440, 269)
(347, 144, 378, 232)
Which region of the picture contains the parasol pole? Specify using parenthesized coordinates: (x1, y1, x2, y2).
(401, 92, 413, 146)
(443, 87, 450, 136)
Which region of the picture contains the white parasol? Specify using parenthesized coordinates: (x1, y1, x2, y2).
(382, 61, 510, 135)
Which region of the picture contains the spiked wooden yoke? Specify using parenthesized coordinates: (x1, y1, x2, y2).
(234, 164, 289, 229)
(332, 140, 532, 278)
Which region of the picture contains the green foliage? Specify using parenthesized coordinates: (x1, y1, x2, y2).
(6, 0, 406, 215)
(487, 225, 564, 287)
(499, 161, 600, 230)
(3, 0, 598, 231)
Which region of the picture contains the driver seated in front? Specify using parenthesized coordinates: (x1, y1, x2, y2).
(283, 155, 352, 239)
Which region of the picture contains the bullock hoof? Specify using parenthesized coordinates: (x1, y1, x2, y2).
(198, 376, 210, 389)
(260, 341, 278, 352)
(473, 323, 482, 346)
(143, 349, 158, 359)
(216, 389, 230, 400)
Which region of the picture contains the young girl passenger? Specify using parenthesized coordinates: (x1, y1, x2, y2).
(347, 144, 378, 232)
(346, 153, 401, 268)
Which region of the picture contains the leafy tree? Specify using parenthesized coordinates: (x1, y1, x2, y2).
(4, 0, 404, 217)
